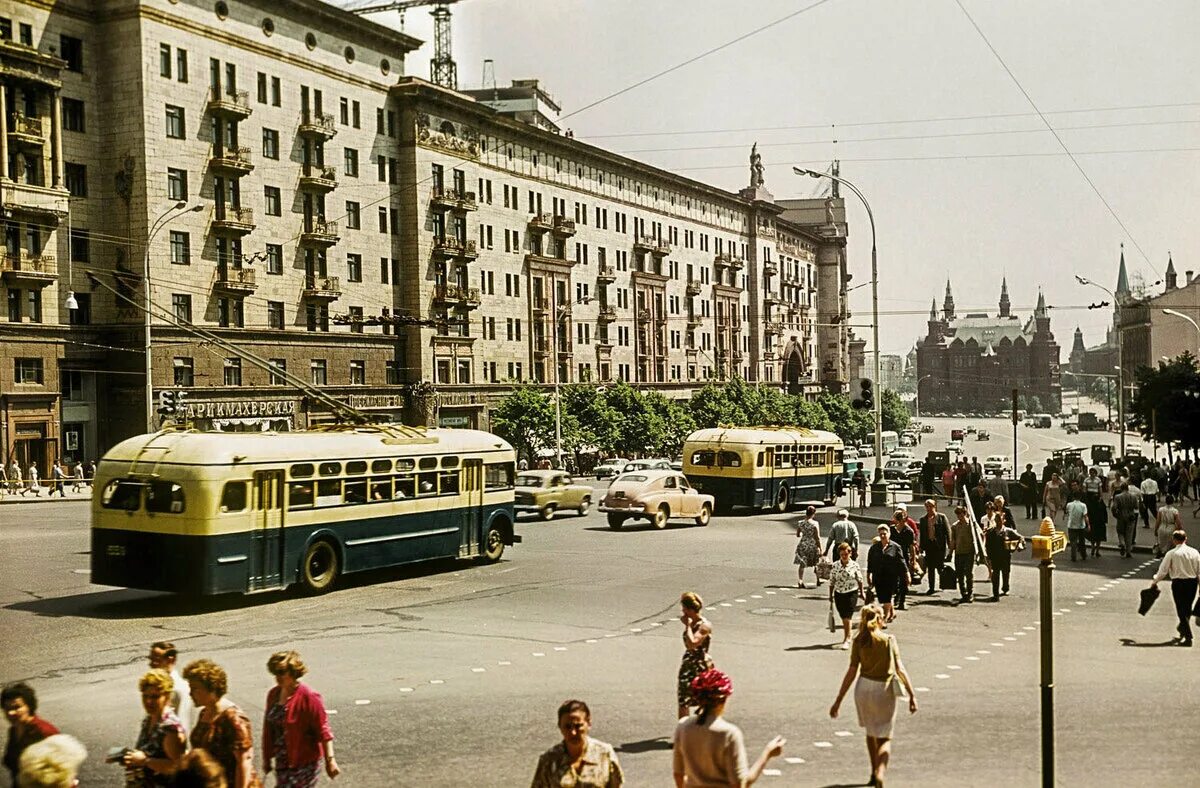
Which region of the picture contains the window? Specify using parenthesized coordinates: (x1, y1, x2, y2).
(456, 359, 471, 384)
(347, 254, 362, 282)
(68, 292, 91, 325)
(176, 49, 188, 82)
(268, 358, 286, 385)
(387, 110, 396, 137)
(376, 155, 386, 182)
(69, 228, 89, 262)
(378, 207, 387, 233)
(160, 43, 172, 78)
(271, 76, 281, 106)
(165, 105, 185, 138)
(339, 97, 349, 125)
(380, 257, 389, 284)
(376, 107, 384, 134)
(220, 481, 247, 513)
(343, 148, 358, 178)
(345, 201, 360, 230)
(310, 359, 327, 385)
(217, 297, 244, 328)
(172, 357, 193, 386)
(386, 360, 399, 384)
(171, 294, 191, 323)
(267, 301, 284, 330)
(350, 360, 365, 384)
(264, 186, 281, 216)
(348, 306, 363, 334)
(25, 290, 41, 323)
(223, 357, 242, 386)
(62, 98, 85, 132)
(262, 128, 279, 159)
(14, 358, 43, 384)
(169, 231, 190, 265)
(352, 100, 361, 128)
(7, 290, 20, 322)
(167, 168, 188, 200)
(60, 34, 83, 71)
(265, 244, 282, 274)
(65, 164, 87, 197)
(436, 358, 451, 384)
(257, 72, 268, 103)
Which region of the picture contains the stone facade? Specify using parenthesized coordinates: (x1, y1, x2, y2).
(2, 0, 849, 465)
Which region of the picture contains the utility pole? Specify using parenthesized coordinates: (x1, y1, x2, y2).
(1032, 518, 1066, 788)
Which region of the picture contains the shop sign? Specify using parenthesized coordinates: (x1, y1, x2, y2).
(182, 399, 297, 419)
(347, 394, 406, 409)
(438, 415, 471, 427)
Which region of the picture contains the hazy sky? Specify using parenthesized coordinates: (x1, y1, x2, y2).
(339, 0, 1198, 356)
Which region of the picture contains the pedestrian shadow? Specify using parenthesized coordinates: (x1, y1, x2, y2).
(1118, 637, 1180, 648)
(615, 737, 672, 753)
(911, 599, 960, 608)
(786, 643, 840, 651)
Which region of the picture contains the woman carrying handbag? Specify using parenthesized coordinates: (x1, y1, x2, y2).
(828, 542, 866, 649)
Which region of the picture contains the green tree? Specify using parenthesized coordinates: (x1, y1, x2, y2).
(490, 385, 556, 464)
(560, 384, 620, 458)
(1130, 353, 1200, 450)
(791, 396, 835, 432)
(880, 389, 911, 433)
(689, 380, 745, 429)
(817, 393, 873, 443)
(603, 382, 668, 457)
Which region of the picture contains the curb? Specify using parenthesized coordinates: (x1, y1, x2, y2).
(1, 493, 91, 505)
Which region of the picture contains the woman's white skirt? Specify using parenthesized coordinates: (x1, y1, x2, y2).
(854, 676, 898, 738)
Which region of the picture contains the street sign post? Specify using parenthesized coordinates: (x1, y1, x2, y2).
(1031, 517, 1066, 788)
(1011, 388, 1019, 487)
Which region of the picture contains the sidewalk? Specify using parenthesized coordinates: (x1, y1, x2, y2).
(1, 486, 92, 504)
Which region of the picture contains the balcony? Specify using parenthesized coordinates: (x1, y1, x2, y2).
(533, 339, 551, 357)
(9, 113, 44, 146)
(524, 251, 575, 270)
(686, 279, 702, 297)
(433, 284, 481, 308)
(532, 297, 549, 315)
(597, 305, 617, 322)
(552, 216, 576, 236)
(211, 205, 255, 236)
(765, 320, 784, 335)
(433, 237, 479, 261)
(299, 165, 337, 193)
(0, 181, 69, 224)
(762, 259, 778, 277)
(714, 253, 745, 271)
(209, 146, 254, 175)
(214, 266, 257, 294)
(686, 313, 702, 328)
(0, 251, 57, 286)
(301, 275, 341, 300)
(430, 185, 478, 212)
(765, 293, 787, 309)
(298, 111, 337, 139)
(528, 213, 555, 233)
(636, 309, 651, 324)
(207, 88, 252, 120)
(596, 265, 616, 283)
(299, 219, 340, 248)
(634, 234, 671, 256)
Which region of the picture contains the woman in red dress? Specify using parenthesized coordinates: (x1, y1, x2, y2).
(183, 659, 262, 788)
(262, 651, 339, 787)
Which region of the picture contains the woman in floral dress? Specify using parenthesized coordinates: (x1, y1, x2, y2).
(676, 591, 714, 720)
(121, 670, 186, 787)
(262, 651, 338, 787)
(794, 506, 824, 588)
(184, 659, 262, 788)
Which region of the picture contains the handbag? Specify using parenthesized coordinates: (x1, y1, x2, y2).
(827, 600, 837, 632)
(886, 636, 908, 698)
(815, 556, 833, 581)
(938, 563, 958, 590)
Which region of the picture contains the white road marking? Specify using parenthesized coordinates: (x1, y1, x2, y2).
(471, 668, 486, 673)
(735, 598, 747, 603)
(766, 591, 778, 595)
(585, 640, 598, 644)
(429, 680, 444, 685)
(721, 602, 733, 607)
(327, 709, 338, 714)
(976, 650, 991, 654)
(1023, 626, 1036, 630)
(915, 687, 930, 693)
(498, 661, 512, 665)
(935, 673, 951, 679)
(751, 594, 764, 599)
(355, 699, 371, 704)
(1075, 601, 1087, 606)
(604, 634, 618, 638)
(990, 642, 1005, 647)
(1053, 612, 1063, 616)
(1015, 632, 1027, 637)
(762, 768, 782, 776)
(813, 741, 833, 748)
(966, 656, 980, 661)
(71, 569, 89, 574)
(650, 622, 662, 627)
(630, 628, 643, 633)
(784, 756, 807, 764)
(399, 688, 414, 693)
(554, 646, 568, 651)
(1004, 636, 1017, 641)
(834, 730, 853, 737)
(1083, 595, 1095, 599)
(532, 652, 546, 657)
(948, 665, 962, 670)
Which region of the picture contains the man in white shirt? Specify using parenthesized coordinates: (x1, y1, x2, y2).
(148, 641, 194, 727)
(824, 509, 859, 560)
(1149, 530, 1200, 647)
(1140, 475, 1159, 529)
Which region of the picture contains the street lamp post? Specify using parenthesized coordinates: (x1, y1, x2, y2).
(794, 167, 884, 504)
(1075, 276, 1125, 457)
(914, 373, 934, 420)
(1162, 308, 1200, 350)
(144, 202, 204, 433)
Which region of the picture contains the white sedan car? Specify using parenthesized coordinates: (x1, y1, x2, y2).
(983, 455, 1012, 476)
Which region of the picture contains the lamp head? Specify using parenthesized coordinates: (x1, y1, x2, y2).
(65, 291, 78, 310)
(792, 167, 818, 178)
(189, 205, 204, 213)
(1074, 275, 1090, 285)
(172, 201, 187, 210)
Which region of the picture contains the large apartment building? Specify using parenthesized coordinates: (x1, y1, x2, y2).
(1, 0, 850, 471)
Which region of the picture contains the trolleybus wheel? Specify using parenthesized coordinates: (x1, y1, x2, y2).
(301, 540, 340, 594)
(774, 486, 790, 514)
(481, 524, 506, 563)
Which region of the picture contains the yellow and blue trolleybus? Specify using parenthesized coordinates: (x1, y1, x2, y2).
(91, 426, 517, 595)
(682, 427, 844, 513)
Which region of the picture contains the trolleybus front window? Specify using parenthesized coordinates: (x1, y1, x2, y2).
(220, 481, 247, 512)
(101, 479, 144, 511)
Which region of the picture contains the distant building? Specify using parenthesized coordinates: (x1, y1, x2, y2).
(915, 279, 1061, 414)
(461, 79, 561, 133)
(879, 354, 903, 391)
(1119, 250, 1200, 379)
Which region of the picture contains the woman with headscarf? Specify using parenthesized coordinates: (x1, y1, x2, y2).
(829, 606, 918, 788)
(672, 669, 785, 787)
(676, 592, 714, 720)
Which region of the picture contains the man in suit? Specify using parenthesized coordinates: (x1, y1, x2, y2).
(1111, 483, 1141, 558)
(920, 499, 951, 595)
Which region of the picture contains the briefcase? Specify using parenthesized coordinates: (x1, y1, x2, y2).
(938, 564, 958, 590)
(1138, 586, 1160, 616)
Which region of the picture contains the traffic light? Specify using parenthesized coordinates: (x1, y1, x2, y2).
(852, 378, 874, 411)
(157, 389, 188, 421)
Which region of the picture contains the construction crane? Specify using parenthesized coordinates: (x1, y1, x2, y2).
(350, 0, 465, 90)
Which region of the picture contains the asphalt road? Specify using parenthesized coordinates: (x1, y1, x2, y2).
(2, 482, 1196, 787)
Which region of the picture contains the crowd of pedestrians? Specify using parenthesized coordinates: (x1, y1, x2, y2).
(1, 461, 94, 498)
(3, 644, 337, 788)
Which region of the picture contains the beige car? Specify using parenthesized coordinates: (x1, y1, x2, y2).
(514, 470, 593, 520)
(599, 470, 714, 530)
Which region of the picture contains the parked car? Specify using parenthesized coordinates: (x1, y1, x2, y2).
(670, 457, 684, 471)
(881, 467, 913, 490)
(620, 458, 673, 474)
(1065, 423, 1079, 435)
(599, 470, 714, 530)
(983, 455, 1012, 476)
(946, 441, 963, 457)
(593, 457, 630, 480)
(977, 430, 990, 441)
(514, 470, 593, 520)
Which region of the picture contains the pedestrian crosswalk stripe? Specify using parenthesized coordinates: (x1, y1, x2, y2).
(735, 598, 747, 603)
(762, 768, 782, 776)
(355, 699, 372, 704)
(1076, 601, 1087, 606)
(429, 680, 444, 685)
(915, 687, 930, 693)
(498, 661, 512, 665)
(1004, 636, 1017, 641)
(990, 642, 1005, 647)
(976, 650, 990, 654)
(553, 646, 567, 651)
(948, 665, 962, 670)
(834, 731, 853, 737)
(813, 741, 833, 748)
(532, 652, 545, 657)
(399, 688, 413, 693)
(630, 628, 643, 633)
(784, 757, 806, 764)
(935, 674, 951, 679)
(966, 656, 980, 661)
(721, 602, 733, 607)
(471, 668, 485, 673)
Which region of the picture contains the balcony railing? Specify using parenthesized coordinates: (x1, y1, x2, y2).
(0, 251, 58, 285)
(10, 113, 44, 142)
(552, 216, 576, 236)
(528, 213, 555, 232)
(686, 279, 702, 297)
(211, 205, 255, 234)
(430, 185, 478, 212)
(207, 88, 252, 119)
(714, 253, 745, 270)
(634, 234, 671, 256)
(762, 259, 778, 276)
(432, 236, 479, 260)
(301, 275, 341, 299)
(298, 111, 337, 138)
(434, 284, 481, 307)
(210, 146, 254, 174)
(596, 265, 616, 282)
(687, 313, 702, 327)
(636, 309, 651, 324)
(299, 165, 337, 192)
(299, 219, 340, 247)
(765, 320, 784, 335)
(215, 266, 257, 293)
(597, 305, 617, 322)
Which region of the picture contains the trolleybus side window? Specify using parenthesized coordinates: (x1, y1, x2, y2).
(757, 451, 765, 467)
(369, 476, 392, 501)
(344, 479, 368, 504)
(220, 481, 248, 512)
(146, 481, 185, 514)
(485, 462, 514, 490)
(102, 479, 144, 511)
(718, 451, 741, 467)
(288, 481, 314, 508)
(691, 449, 715, 467)
(346, 461, 368, 475)
(318, 462, 342, 476)
(394, 458, 416, 498)
(290, 463, 314, 478)
(371, 460, 393, 473)
(316, 479, 342, 506)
